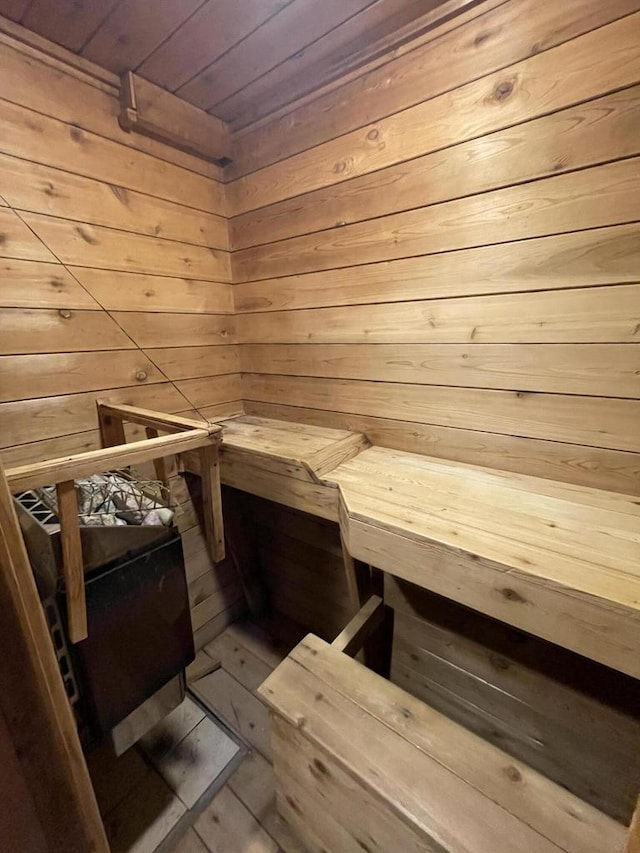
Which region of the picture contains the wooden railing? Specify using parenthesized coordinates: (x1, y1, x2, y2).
(5, 403, 225, 643)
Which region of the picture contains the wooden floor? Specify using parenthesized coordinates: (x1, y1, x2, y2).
(87, 616, 308, 853)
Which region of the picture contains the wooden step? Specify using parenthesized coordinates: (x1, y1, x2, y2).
(259, 633, 626, 853)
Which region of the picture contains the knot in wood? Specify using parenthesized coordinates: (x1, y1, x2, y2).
(367, 128, 380, 141)
(493, 79, 515, 101)
(58, 309, 72, 320)
(135, 370, 148, 382)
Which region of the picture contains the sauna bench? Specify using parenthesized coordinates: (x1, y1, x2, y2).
(259, 628, 626, 853)
(205, 416, 640, 679)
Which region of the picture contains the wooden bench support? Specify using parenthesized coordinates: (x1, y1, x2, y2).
(199, 444, 225, 563)
(55, 480, 87, 644)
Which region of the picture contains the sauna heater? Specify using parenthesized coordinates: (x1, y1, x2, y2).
(13, 476, 195, 754)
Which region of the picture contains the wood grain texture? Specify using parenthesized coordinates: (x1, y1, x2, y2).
(234, 159, 640, 280)
(0, 307, 135, 354)
(234, 223, 640, 312)
(243, 374, 640, 451)
(0, 153, 229, 249)
(0, 37, 224, 181)
(0, 259, 100, 309)
(232, 0, 640, 175)
(232, 85, 640, 248)
(21, 212, 231, 282)
(230, 14, 640, 213)
(240, 343, 640, 398)
(73, 269, 234, 314)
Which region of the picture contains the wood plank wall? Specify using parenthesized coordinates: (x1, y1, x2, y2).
(0, 31, 244, 643)
(229, 0, 640, 497)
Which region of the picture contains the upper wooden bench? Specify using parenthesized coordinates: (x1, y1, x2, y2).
(328, 446, 640, 679)
(212, 415, 640, 679)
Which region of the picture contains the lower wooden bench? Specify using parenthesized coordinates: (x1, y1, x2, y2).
(259, 599, 627, 853)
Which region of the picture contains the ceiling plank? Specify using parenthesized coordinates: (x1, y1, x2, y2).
(21, 0, 121, 52)
(137, 0, 292, 92)
(216, 0, 455, 127)
(177, 0, 379, 110)
(82, 0, 206, 74)
(0, 0, 32, 20)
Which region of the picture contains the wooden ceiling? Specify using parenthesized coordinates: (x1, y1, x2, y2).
(0, 0, 458, 129)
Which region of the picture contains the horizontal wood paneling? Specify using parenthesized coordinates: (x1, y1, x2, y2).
(112, 312, 235, 349)
(230, 0, 640, 501)
(234, 159, 640, 280)
(0, 308, 135, 354)
(149, 346, 240, 381)
(232, 85, 640, 249)
(229, 13, 640, 212)
(242, 374, 639, 452)
(0, 34, 242, 650)
(72, 269, 234, 314)
(0, 96, 224, 215)
(0, 208, 55, 262)
(243, 400, 640, 496)
(231, 0, 640, 176)
(21, 213, 231, 282)
(0, 36, 223, 180)
(238, 285, 640, 344)
(234, 223, 640, 312)
(0, 153, 229, 250)
(0, 259, 100, 309)
(0, 351, 164, 402)
(240, 343, 640, 398)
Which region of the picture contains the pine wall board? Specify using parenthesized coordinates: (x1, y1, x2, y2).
(0, 30, 242, 642)
(230, 0, 640, 497)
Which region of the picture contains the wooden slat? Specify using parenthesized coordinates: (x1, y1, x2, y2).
(175, 375, 243, 411)
(0, 460, 108, 851)
(232, 85, 640, 248)
(0, 41, 225, 186)
(138, 0, 290, 93)
(22, 0, 120, 52)
(221, 0, 482, 129)
(242, 374, 640, 452)
(240, 342, 640, 398)
(0, 94, 225, 214)
(233, 223, 640, 312)
(231, 0, 640, 176)
(112, 311, 235, 348)
(0, 383, 189, 448)
(78, 269, 232, 315)
(55, 480, 87, 643)
(0, 208, 54, 262)
(119, 73, 231, 164)
(148, 346, 240, 381)
(0, 350, 163, 402)
(177, 0, 377, 110)
(0, 153, 229, 250)
(73, 269, 234, 314)
(6, 429, 215, 491)
(21, 212, 232, 282)
(238, 284, 640, 345)
(230, 14, 640, 213)
(81, 0, 205, 75)
(95, 403, 209, 435)
(0, 307, 135, 354)
(331, 595, 384, 655)
(234, 159, 640, 280)
(0, 259, 99, 309)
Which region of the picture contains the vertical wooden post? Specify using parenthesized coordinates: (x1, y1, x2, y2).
(97, 408, 126, 448)
(0, 461, 108, 852)
(199, 442, 225, 563)
(145, 427, 169, 487)
(56, 481, 87, 644)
